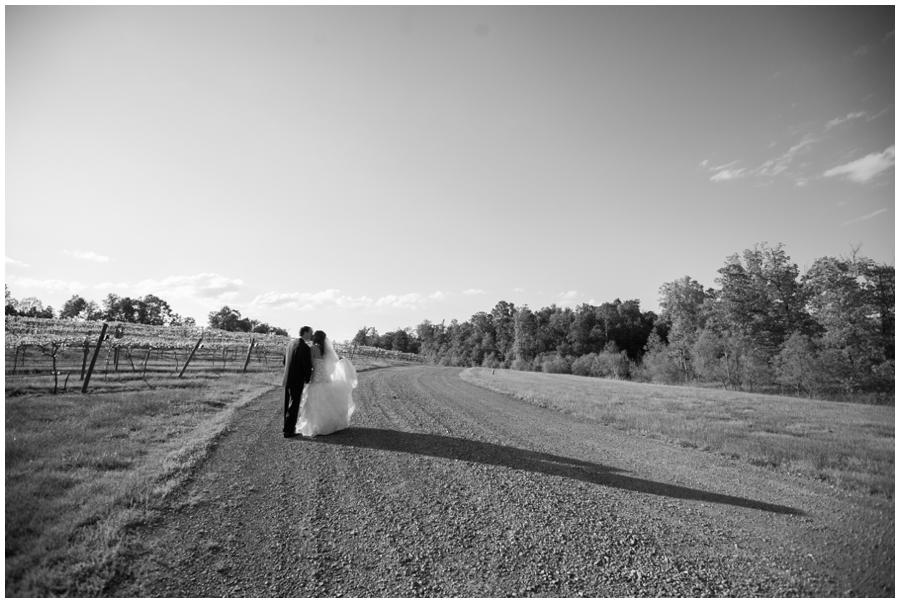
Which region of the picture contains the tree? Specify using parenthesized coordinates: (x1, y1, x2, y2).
(802, 252, 894, 393)
(712, 242, 811, 353)
(15, 296, 54, 318)
(512, 306, 539, 367)
(6, 285, 18, 315)
(490, 301, 517, 364)
(138, 294, 175, 326)
(60, 295, 88, 319)
(207, 306, 252, 332)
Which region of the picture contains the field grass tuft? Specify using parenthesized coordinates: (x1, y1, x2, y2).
(461, 368, 894, 498)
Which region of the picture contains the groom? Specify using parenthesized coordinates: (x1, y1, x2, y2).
(282, 326, 313, 438)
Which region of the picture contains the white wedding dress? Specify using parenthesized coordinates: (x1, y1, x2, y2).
(296, 338, 358, 437)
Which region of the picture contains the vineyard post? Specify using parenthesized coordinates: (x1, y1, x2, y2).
(142, 348, 152, 379)
(178, 336, 203, 378)
(242, 337, 255, 373)
(81, 323, 108, 393)
(80, 339, 89, 380)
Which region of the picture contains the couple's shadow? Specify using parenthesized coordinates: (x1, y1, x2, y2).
(301, 427, 802, 515)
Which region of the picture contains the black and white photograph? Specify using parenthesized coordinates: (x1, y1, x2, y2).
(5, 5, 894, 597)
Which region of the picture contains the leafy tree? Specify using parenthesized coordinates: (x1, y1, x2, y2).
(207, 306, 252, 332)
(803, 252, 894, 393)
(512, 306, 539, 365)
(775, 333, 822, 397)
(711, 242, 811, 353)
(6, 285, 18, 316)
(137, 294, 175, 326)
(490, 301, 517, 364)
(15, 296, 55, 318)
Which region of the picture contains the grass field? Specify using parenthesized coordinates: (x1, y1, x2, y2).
(4, 354, 406, 596)
(461, 368, 894, 499)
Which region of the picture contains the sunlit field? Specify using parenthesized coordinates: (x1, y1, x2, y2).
(461, 368, 894, 498)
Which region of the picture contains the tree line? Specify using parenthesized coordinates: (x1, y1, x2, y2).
(4, 287, 288, 336)
(360, 243, 894, 402)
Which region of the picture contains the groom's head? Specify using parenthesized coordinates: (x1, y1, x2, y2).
(299, 326, 313, 341)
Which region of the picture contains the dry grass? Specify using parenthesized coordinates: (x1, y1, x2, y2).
(4, 354, 408, 596)
(461, 368, 894, 499)
(5, 371, 277, 596)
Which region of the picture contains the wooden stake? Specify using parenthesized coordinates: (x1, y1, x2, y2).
(81, 340, 89, 380)
(142, 347, 152, 379)
(82, 323, 108, 393)
(178, 336, 203, 378)
(242, 339, 255, 373)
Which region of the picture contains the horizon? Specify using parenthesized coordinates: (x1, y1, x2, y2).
(6, 6, 895, 342)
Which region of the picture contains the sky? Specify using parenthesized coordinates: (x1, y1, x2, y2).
(5, 6, 895, 342)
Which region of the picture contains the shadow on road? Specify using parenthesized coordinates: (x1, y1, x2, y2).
(294, 427, 803, 516)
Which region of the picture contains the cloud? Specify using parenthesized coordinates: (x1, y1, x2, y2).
(743, 136, 819, 179)
(250, 289, 446, 312)
(513, 287, 524, 293)
(823, 146, 895, 183)
(93, 273, 244, 307)
(554, 290, 582, 307)
(825, 111, 867, 129)
(375, 293, 428, 310)
(699, 159, 709, 168)
(852, 45, 872, 58)
(710, 168, 746, 182)
(251, 289, 372, 312)
(134, 273, 243, 300)
(65, 250, 110, 263)
(7, 276, 84, 292)
(711, 160, 739, 171)
(842, 208, 889, 226)
(5, 256, 29, 267)
(463, 289, 485, 296)
(885, 31, 895, 42)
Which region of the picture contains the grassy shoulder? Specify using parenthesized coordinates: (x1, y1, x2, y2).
(460, 368, 894, 499)
(5, 371, 280, 596)
(4, 355, 410, 596)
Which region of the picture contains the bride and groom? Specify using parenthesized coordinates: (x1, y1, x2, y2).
(283, 326, 357, 438)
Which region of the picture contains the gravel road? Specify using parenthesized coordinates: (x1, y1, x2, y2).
(109, 366, 893, 597)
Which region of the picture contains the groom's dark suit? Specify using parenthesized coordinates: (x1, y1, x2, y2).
(282, 338, 312, 436)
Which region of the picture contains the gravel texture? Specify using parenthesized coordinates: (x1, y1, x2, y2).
(108, 366, 893, 597)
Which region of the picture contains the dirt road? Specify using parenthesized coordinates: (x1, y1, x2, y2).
(110, 366, 893, 597)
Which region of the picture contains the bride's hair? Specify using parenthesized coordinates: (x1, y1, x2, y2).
(313, 330, 326, 356)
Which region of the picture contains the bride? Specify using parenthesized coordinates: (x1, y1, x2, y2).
(296, 330, 358, 437)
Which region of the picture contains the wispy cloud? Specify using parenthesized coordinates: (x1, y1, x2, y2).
(711, 135, 820, 183)
(711, 160, 739, 171)
(512, 287, 524, 293)
(97, 273, 244, 306)
(375, 293, 429, 310)
(698, 159, 709, 169)
(823, 146, 895, 183)
(842, 208, 888, 226)
(553, 290, 582, 307)
(885, 31, 895, 42)
(710, 167, 746, 182)
(250, 289, 445, 312)
(7, 276, 84, 293)
(825, 111, 867, 129)
(5, 256, 29, 267)
(65, 250, 111, 263)
(463, 288, 486, 296)
(852, 44, 872, 58)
